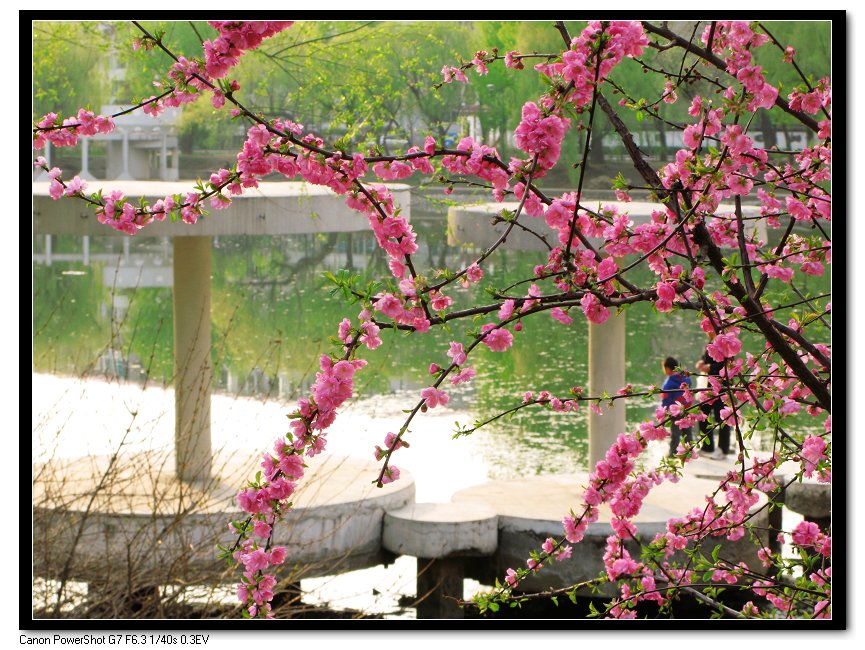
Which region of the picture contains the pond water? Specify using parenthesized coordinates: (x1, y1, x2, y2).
(33, 188, 827, 471)
(31, 187, 826, 616)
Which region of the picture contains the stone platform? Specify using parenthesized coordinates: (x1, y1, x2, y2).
(450, 470, 769, 597)
(33, 451, 415, 589)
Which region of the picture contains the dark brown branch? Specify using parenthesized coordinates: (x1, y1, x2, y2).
(640, 21, 820, 133)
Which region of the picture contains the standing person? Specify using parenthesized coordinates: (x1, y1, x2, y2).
(661, 356, 693, 458)
(695, 331, 732, 458)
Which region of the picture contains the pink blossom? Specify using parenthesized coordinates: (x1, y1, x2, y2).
(236, 487, 271, 514)
(252, 519, 272, 539)
(764, 264, 794, 282)
(377, 433, 402, 455)
(373, 293, 405, 320)
(498, 299, 516, 321)
(786, 196, 811, 221)
(563, 515, 587, 544)
(663, 80, 678, 104)
(800, 435, 827, 478)
(359, 321, 382, 350)
(791, 521, 821, 548)
(550, 307, 573, 325)
(471, 52, 489, 75)
(241, 548, 270, 573)
(447, 341, 467, 366)
(513, 101, 570, 170)
(450, 367, 476, 385)
(480, 324, 514, 352)
(799, 260, 824, 276)
(555, 546, 572, 561)
(728, 175, 754, 196)
(580, 293, 610, 324)
(381, 465, 401, 484)
(278, 453, 305, 479)
(430, 292, 453, 312)
(655, 281, 676, 312)
(421, 386, 449, 409)
(504, 51, 524, 69)
(337, 318, 352, 343)
(706, 333, 742, 361)
(48, 178, 64, 200)
(778, 398, 801, 416)
(466, 263, 484, 283)
(64, 176, 87, 197)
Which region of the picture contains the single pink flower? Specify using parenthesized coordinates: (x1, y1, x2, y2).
(421, 386, 449, 409)
(580, 293, 610, 324)
(481, 324, 514, 352)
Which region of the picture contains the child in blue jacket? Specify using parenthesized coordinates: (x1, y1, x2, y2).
(661, 356, 693, 457)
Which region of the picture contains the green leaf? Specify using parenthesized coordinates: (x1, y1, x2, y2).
(611, 172, 629, 191)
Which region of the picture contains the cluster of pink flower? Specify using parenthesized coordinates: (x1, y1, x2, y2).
(440, 64, 468, 84)
(789, 76, 831, 117)
(36, 158, 86, 201)
(799, 435, 830, 480)
(34, 23, 291, 150)
(701, 21, 779, 111)
(338, 314, 382, 352)
(230, 436, 306, 618)
(522, 388, 583, 415)
(512, 101, 570, 172)
(440, 136, 510, 194)
(231, 352, 366, 617)
(33, 109, 115, 149)
(505, 423, 673, 594)
(592, 456, 790, 617)
(750, 520, 831, 617)
(233, 543, 287, 619)
(535, 21, 649, 108)
(204, 21, 293, 79)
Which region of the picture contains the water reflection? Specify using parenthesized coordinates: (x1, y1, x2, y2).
(32, 189, 826, 484)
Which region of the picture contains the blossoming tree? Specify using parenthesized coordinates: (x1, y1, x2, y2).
(33, 19, 832, 620)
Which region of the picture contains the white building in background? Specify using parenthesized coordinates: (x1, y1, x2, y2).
(36, 105, 182, 183)
(95, 104, 181, 181)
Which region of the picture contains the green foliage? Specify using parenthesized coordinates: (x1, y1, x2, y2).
(32, 22, 108, 118)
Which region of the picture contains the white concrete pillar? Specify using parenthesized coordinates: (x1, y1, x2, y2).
(172, 146, 180, 181)
(117, 130, 133, 180)
(160, 134, 168, 181)
(80, 138, 93, 179)
(278, 372, 290, 398)
(172, 236, 213, 483)
(34, 141, 52, 181)
(227, 370, 239, 394)
(587, 312, 627, 467)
